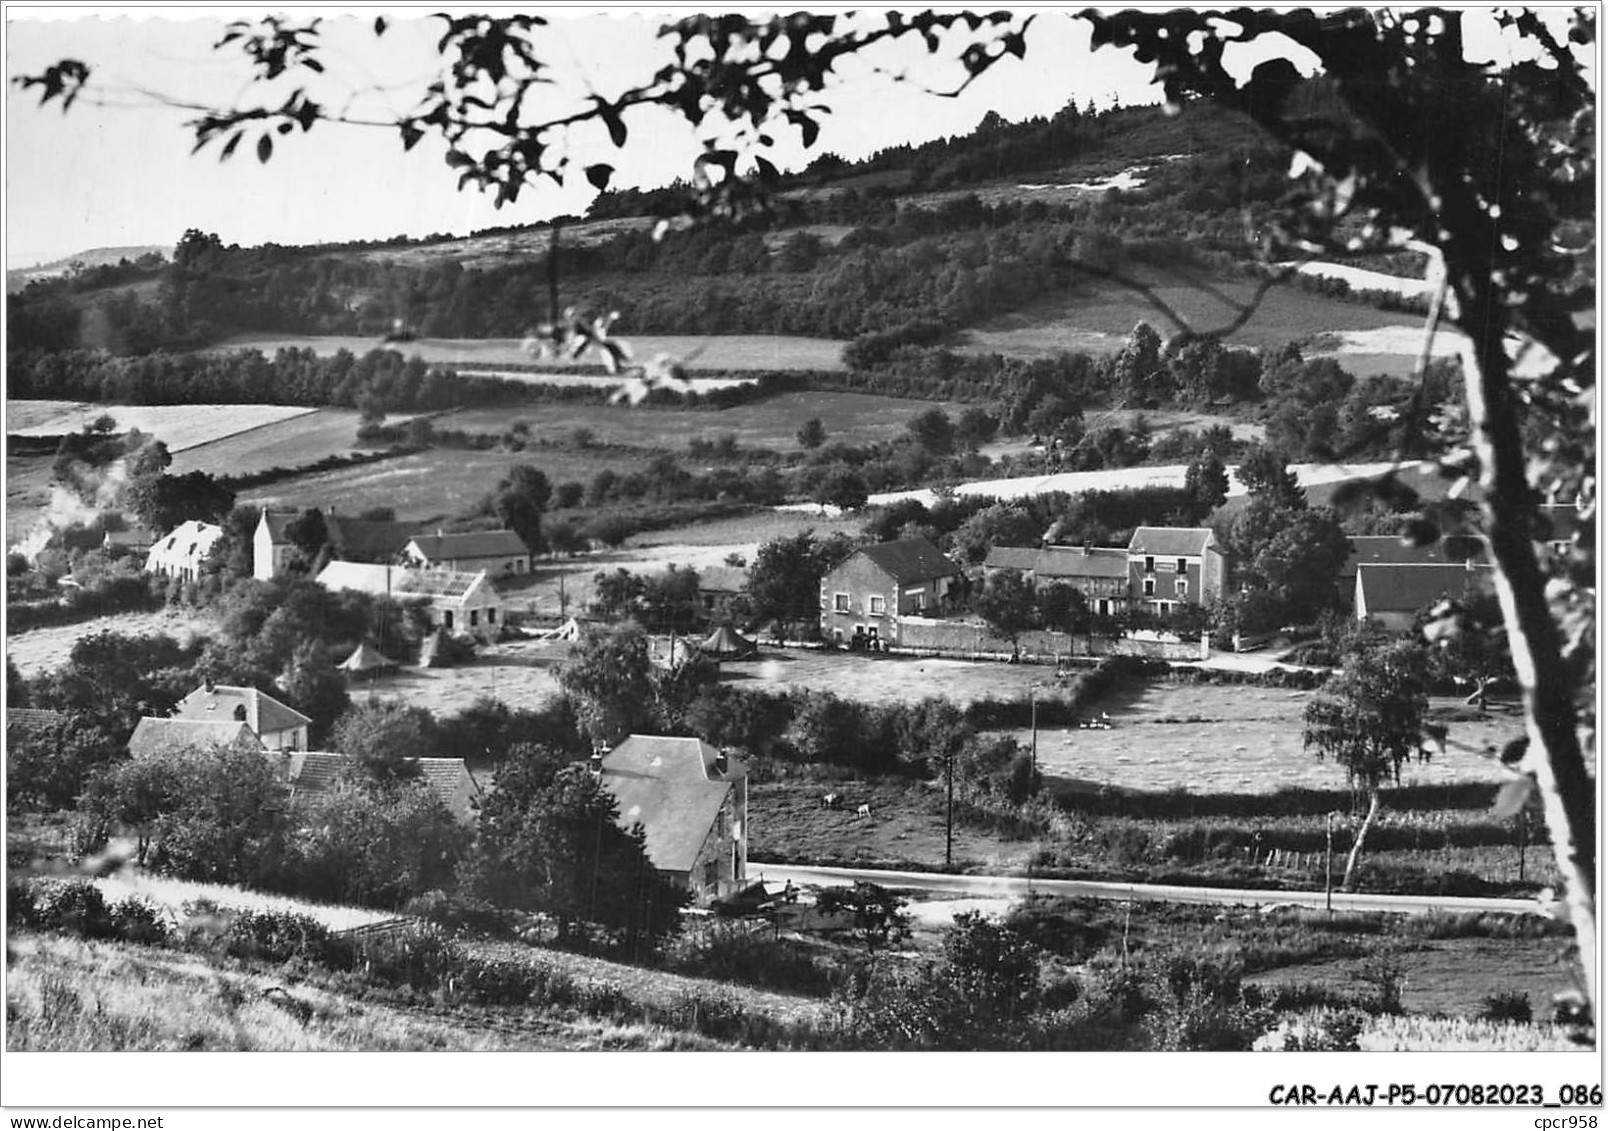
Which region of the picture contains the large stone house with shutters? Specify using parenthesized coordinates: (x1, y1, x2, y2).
(598, 735, 748, 905)
(819, 536, 962, 647)
(1127, 527, 1227, 614)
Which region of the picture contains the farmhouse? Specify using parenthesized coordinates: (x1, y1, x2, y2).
(695, 564, 749, 626)
(324, 512, 418, 564)
(172, 683, 311, 752)
(279, 752, 482, 824)
(128, 717, 265, 759)
(598, 735, 748, 905)
(145, 520, 223, 583)
(984, 544, 1131, 617)
(403, 529, 532, 575)
(316, 561, 503, 642)
(820, 536, 962, 646)
(1339, 534, 1485, 609)
(1128, 527, 1226, 614)
(102, 526, 158, 556)
(1353, 562, 1494, 631)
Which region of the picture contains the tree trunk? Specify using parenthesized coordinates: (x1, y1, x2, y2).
(1341, 788, 1379, 892)
(1454, 274, 1598, 1013)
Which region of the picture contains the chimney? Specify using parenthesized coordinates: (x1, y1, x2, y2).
(714, 747, 730, 776)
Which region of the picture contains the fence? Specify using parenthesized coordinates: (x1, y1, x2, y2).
(1086, 631, 1210, 662)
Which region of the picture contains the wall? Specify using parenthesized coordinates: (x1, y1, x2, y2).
(894, 616, 1074, 660)
(1085, 630, 1210, 661)
(820, 555, 897, 642)
(686, 786, 745, 905)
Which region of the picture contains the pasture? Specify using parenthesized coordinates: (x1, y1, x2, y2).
(6, 609, 217, 678)
(962, 268, 1425, 357)
(5, 401, 316, 452)
(209, 332, 849, 372)
(1013, 682, 1532, 794)
(237, 447, 649, 521)
(167, 408, 421, 478)
(437, 391, 969, 452)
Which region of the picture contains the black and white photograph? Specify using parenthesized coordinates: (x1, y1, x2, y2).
(2, 2, 1599, 1117)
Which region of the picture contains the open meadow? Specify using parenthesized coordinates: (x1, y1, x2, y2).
(209, 332, 849, 372)
(237, 446, 650, 520)
(167, 408, 422, 478)
(437, 390, 968, 452)
(962, 268, 1430, 372)
(1013, 682, 1535, 795)
(5, 401, 316, 450)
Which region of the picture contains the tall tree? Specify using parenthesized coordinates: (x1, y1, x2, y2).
(1302, 640, 1430, 891)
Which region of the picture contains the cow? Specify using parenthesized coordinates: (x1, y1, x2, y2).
(856, 803, 872, 818)
(821, 792, 842, 810)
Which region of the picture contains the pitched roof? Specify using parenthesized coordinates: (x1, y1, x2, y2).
(1342, 534, 1489, 582)
(128, 718, 263, 759)
(601, 735, 746, 875)
(174, 684, 312, 736)
(145, 520, 223, 572)
(324, 513, 417, 562)
(407, 529, 530, 561)
(258, 510, 299, 542)
(700, 625, 757, 657)
(317, 561, 493, 602)
(283, 752, 477, 813)
(987, 544, 1129, 579)
(7, 708, 68, 735)
(1129, 527, 1218, 557)
(856, 537, 961, 583)
(1356, 563, 1491, 614)
(103, 527, 158, 548)
(696, 565, 749, 593)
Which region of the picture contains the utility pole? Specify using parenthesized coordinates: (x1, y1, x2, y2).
(1030, 690, 1038, 780)
(1325, 812, 1334, 914)
(945, 747, 954, 870)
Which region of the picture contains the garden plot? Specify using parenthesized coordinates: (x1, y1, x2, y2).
(723, 650, 1049, 707)
(1011, 682, 1534, 794)
(167, 408, 425, 478)
(5, 401, 316, 452)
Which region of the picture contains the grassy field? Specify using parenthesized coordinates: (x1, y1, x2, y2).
(1011, 682, 1533, 794)
(6, 608, 217, 677)
(167, 408, 420, 478)
(210, 332, 848, 372)
(237, 446, 649, 520)
(722, 649, 1052, 707)
(748, 779, 1039, 873)
(5, 401, 316, 451)
(963, 268, 1426, 358)
(438, 390, 968, 452)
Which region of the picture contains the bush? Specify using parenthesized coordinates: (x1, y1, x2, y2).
(28, 879, 115, 939)
(1479, 991, 1533, 1024)
(350, 923, 462, 991)
(665, 921, 837, 996)
(108, 895, 172, 945)
(221, 908, 335, 964)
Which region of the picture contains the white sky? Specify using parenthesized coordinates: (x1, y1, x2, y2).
(3, 7, 1590, 270)
(3, 7, 1163, 268)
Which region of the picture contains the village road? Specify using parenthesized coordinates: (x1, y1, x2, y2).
(757, 863, 1544, 917)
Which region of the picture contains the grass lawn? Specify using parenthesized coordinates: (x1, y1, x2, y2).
(237, 446, 649, 522)
(438, 390, 968, 452)
(719, 649, 1053, 707)
(210, 332, 848, 372)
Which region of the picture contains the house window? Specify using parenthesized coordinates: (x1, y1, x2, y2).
(1143, 578, 1155, 596)
(1159, 601, 1173, 615)
(834, 593, 850, 612)
(443, 610, 455, 630)
(1144, 556, 1155, 574)
(487, 607, 497, 624)
(1176, 558, 1188, 574)
(703, 861, 719, 891)
(469, 609, 479, 627)
(1175, 578, 1189, 596)
(913, 591, 926, 611)
(869, 596, 886, 615)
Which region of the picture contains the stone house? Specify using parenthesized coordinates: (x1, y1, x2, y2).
(983, 544, 1132, 617)
(172, 683, 311, 752)
(402, 529, 532, 575)
(279, 752, 483, 824)
(128, 717, 266, 759)
(598, 735, 748, 905)
(145, 520, 223, 583)
(1127, 527, 1227, 614)
(819, 536, 962, 646)
(1354, 562, 1493, 632)
(316, 561, 503, 642)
